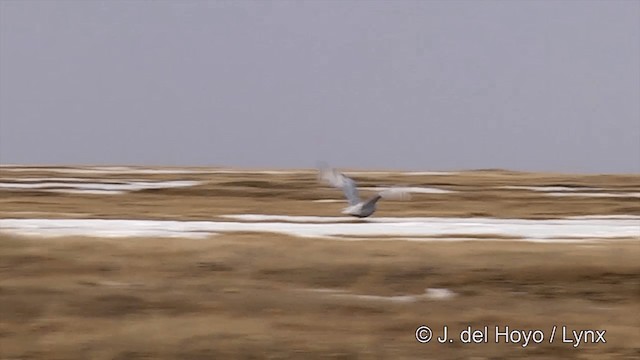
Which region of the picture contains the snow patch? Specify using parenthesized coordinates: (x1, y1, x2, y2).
(425, 288, 456, 300)
(347, 171, 456, 176)
(221, 214, 355, 223)
(303, 287, 456, 303)
(360, 186, 454, 194)
(498, 186, 640, 197)
(546, 192, 640, 198)
(1, 216, 638, 240)
(0, 167, 206, 174)
(500, 186, 602, 192)
(0, 180, 202, 194)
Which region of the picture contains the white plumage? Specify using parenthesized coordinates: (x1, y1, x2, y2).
(317, 165, 411, 218)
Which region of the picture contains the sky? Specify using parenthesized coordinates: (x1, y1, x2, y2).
(0, 0, 638, 173)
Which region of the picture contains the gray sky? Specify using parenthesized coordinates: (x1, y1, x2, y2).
(1, 0, 638, 173)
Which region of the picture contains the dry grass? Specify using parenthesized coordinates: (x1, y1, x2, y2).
(0, 167, 639, 359)
(0, 234, 639, 359)
(1, 168, 639, 219)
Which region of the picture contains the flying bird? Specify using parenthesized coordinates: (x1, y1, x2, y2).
(317, 165, 411, 218)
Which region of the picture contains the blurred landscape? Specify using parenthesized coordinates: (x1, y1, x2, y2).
(1, 166, 639, 359)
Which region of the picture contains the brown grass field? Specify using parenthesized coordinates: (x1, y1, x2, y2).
(1, 167, 639, 359)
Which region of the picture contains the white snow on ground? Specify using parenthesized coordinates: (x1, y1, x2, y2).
(0, 177, 123, 182)
(207, 169, 305, 175)
(360, 186, 454, 194)
(425, 288, 456, 300)
(0, 166, 306, 175)
(222, 213, 640, 224)
(348, 171, 456, 176)
(499, 186, 640, 198)
(211, 170, 456, 176)
(500, 186, 603, 192)
(0, 180, 202, 194)
(546, 192, 640, 198)
(44, 189, 129, 195)
(300, 287, 456, 303)
(0, 216, 638, 240)
(221, 214, 350, 222)
(0, 166, 210, 175)
(0, 219, 218, 239)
